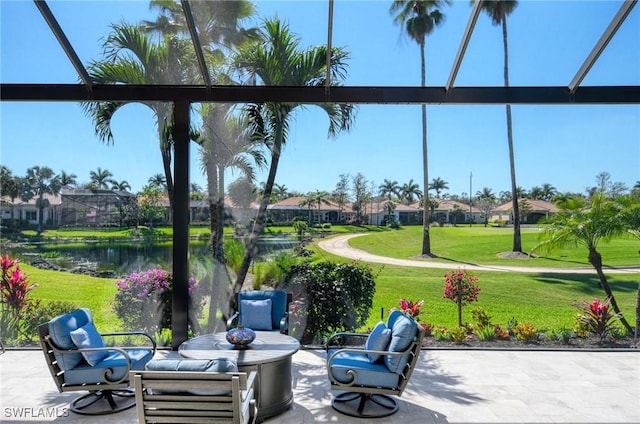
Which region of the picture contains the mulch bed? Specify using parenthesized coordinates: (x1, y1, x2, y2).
(423, 334, 639, 350)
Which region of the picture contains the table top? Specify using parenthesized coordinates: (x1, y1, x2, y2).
(178, 331, 300, 365)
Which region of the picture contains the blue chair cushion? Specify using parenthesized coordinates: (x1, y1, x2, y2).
(328, 349, 400, 389)
(238, 290, 288, 330)
(384, 310, 418, 373)
(144, 358, 239, 395)
(240, 298, 273, 330)
(64, 348, 154, 385)
(48, 308, 92, 370)
(364, 322, 392, 363)
(70, 322, 109, 366)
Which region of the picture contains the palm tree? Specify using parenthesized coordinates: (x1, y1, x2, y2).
(0, 166, 20, 220)
(540, 183, 557, 202)
(271, 184, 289, 202)
(533, 192, 632, 333)
(231, 18, 356, 291)
(148, 174, 167, 190)
(199, 105, 265, 263)
(333, 173, 350, 223)
(59, 170, 77, 187)
(400, 179, 423, 205)
(478, 0, 521, 252)
(89, 167, 114, 189)
(20, 166, 62, 233)
(429, 177, 449, 198)
(111, 180, 131, 192)
(83, 23, 197, 212)
(309, 189, 331, 224)
(390, 0, 450, 256)
(378, 179, 400, 200)
(476, 186, 496, 201)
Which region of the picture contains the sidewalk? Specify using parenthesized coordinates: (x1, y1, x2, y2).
(1, 348, 638, 423)
(318, 234, 640, 274)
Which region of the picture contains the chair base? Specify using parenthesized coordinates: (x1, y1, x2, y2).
(70, 389, 136, 415)
(331, 392, 399, 418)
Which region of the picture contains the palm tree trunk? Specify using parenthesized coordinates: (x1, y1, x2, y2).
(420, 41, 432, 256)
(502, 18, 521, 252)
(589, 249, 632, 333)
(233, 121, 285, 295)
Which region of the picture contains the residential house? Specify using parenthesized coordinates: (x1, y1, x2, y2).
(417, 199, 484, 225)
(492, 199, 559, 224)
(267, 196, 355, 225)
(0, 192, 61, 226)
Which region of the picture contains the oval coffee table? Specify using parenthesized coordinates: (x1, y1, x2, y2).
(179, 331, 300, 422)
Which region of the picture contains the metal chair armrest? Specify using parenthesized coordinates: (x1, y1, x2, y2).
(101, 331, 157, 354)
(325, 332, 369, 350)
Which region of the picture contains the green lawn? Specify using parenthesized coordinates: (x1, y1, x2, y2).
(12, 224, 640, 338)
(349, 225, 640, 268)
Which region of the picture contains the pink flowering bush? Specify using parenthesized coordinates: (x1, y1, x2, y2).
(574, 297, 621, 342)
(114, 268, 203, 333)
(443, 269, 480, 327)
(0, 254, 38, 341)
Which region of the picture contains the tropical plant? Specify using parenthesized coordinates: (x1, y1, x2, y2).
(83, 23, 198, 212)
(400, 179, 423, 205)
(0, 254, 38, 342)
(478, 0, 521, 252)
(20, 166, 62, 233)
(533, 192, 632, 333)
(398, 298, 424, 320)
(429, 176, 449, 198)
(379, 179, 400, 200)
(110, 179, 131, 191)
(574, 297, 621, 343)
(443, 268, 480, 327)
(113, 268, 202, 333)
(390, 0, 450, 256)
(58, 170, 77, 187)
(230, 18, 356, 293)
(89, 167, 114, 189)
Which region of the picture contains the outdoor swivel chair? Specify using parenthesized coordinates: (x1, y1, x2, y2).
(38, 308, 156, 415)
(326, 310, 425, 418)
(226, 290, 292, 334)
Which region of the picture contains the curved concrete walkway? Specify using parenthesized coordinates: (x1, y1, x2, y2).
(318, 233, 640, 274)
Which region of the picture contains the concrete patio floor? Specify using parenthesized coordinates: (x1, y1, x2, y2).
(1, 347, 638, 423)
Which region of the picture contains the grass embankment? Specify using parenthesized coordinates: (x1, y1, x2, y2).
(16, 225, 640, 335)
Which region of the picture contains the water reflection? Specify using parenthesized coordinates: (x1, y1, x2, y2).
(10, 237, 299, 275)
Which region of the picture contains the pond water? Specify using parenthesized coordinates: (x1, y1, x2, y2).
(9, 237, 300, 276)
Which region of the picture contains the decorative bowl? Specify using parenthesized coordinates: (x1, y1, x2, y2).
(226, 326, 256, 347)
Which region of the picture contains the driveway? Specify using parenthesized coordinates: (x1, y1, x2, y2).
(318, 233, 640, 274)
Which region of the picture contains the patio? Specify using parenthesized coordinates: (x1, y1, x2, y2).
(1, 347, 638, 423)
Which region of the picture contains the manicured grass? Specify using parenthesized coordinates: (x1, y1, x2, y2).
(309, 242, 638, 333)
(349, 225, 640, 268)
(19, 263, 121, 332)
(13, 225, 639, 339)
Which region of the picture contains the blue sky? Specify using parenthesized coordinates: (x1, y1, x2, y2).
(1, 0, 639, 198)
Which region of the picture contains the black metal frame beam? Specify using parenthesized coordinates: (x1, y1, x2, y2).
(33, 0, 93, 91)
(446, 0, 483, 91)
(2, 84, 638, 104)
(568, 0, 637, 93)
(181, 0, 212, 88)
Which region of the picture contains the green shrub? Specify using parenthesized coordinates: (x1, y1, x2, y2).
(21, 300, 78, 342)
(547, 327, 574, 345)
(513, 322, 538, 342)
(471, 307, 492, 331)
(433, 326, 452, 341)
(451, 326, 468, 343)
(285, 261, 376, 343)
(476, 326, 496, 341)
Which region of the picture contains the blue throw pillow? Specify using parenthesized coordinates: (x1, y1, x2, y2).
(240, 298, 273, 330)
(70, 322, 109, 366)
(384, 312, 418, 373)
(364, 322, 392, 363)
